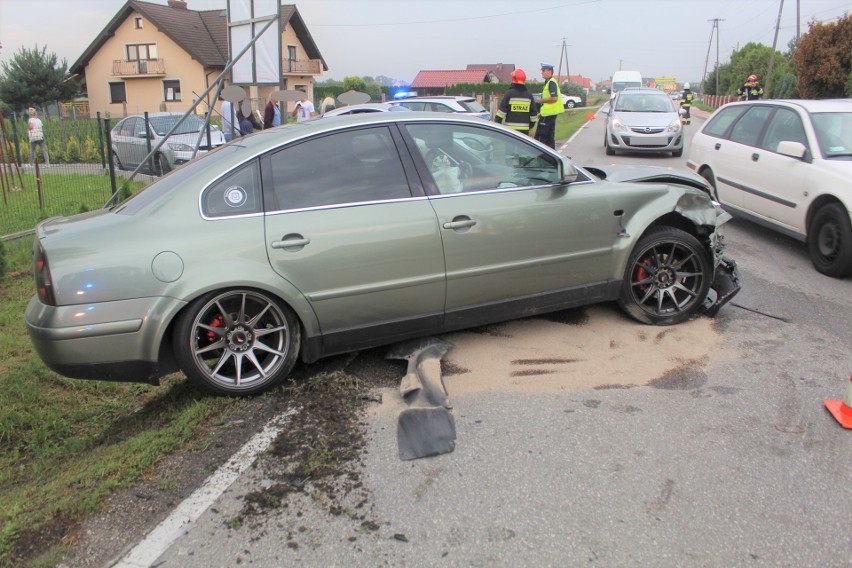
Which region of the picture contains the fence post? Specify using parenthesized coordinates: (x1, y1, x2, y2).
(97, 112, 106, 170)
(104, 118, 117, 197)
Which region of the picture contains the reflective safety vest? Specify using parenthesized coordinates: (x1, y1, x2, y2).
(539, 78, 564, 117)
(681, 91, 693, 108)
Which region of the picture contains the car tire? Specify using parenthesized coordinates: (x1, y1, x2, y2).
(605, 135, 615, 156)
(156, 153, 171, 176)
(672, 148, 683, 158)
(807, 202, 852, 278)
(173, 289, 301, 396)
(111, 149, 124, 171)
(618, 227, 712, 325)
(566, 100, 576, 109)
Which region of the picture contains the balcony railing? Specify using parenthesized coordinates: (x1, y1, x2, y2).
(282, 58, 322, 75)
(112, 59, 166, 77)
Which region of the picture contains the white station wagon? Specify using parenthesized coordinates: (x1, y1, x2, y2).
(687, 99, 852, 277)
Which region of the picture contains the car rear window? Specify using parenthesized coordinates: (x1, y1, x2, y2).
(460, 100, 487, 113)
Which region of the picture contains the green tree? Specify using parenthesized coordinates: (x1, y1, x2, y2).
(342, 76, 367, 93)
(0, 45, 81, 115)
(793, 14, 852, 98)
(560, 81, 587, 105)
(702, 42, 791, 97)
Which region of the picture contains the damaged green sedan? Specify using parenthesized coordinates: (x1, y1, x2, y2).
(25, 113, 740, 396)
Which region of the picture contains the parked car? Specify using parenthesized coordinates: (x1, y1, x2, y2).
(687, 98, 852, 277)
(390, 96, 490, 120)
(26, 113, 739, 396)
(533, 92, 584, 109)
(603, 88, 686, 157)
(111, 112, 225, 174)
(321, 102, 410, 117)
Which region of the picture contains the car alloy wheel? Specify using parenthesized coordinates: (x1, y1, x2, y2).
(174, 289, 301, 395)
(619, 227, 712, 325)
(808, 202, 852, 277)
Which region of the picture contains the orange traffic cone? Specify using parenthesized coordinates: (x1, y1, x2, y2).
(587, 111, 596, 121)
(824, 374, 852, 429)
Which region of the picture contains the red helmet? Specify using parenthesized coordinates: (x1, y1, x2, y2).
(748, 74, 758, 81)
(511, 69, 526, 84)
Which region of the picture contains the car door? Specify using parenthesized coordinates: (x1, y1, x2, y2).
(712, 105, 775, 210)
(739, 106, 810, 232)
(402, 122, 618, 325)
(262, 125, 446, 349)
(113, 117, 137, 167)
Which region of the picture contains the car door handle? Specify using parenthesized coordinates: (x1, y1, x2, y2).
(271, 234, 311, 250)
(714, 143, 721, 150)
(442, 218, 477, 230)
(751, 153, 760, 162)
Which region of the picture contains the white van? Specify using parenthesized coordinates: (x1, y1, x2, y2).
(610, 70, 642, 99)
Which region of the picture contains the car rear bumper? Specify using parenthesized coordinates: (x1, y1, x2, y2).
(25, 295, 184, 384)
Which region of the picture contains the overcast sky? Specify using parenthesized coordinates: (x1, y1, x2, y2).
(0, 0, 849, 85)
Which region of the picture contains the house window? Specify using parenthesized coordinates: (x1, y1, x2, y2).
(163, 80, 181, 101)
(134, 17, 143, 29)
(126, 43, 157, 61)
(287, 45, 297, 72)
(109, 82, 127, 104)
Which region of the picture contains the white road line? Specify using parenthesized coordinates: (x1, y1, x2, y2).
(111, 409, 295, 568)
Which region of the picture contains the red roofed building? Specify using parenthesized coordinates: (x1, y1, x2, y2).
(410, 69, 499, 95)
(466, 63, 515, 83)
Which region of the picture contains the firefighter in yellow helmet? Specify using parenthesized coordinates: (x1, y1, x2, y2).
(495, 69, 539, 135)
(534, 63, 564, 149)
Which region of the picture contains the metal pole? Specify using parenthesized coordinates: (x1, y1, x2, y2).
(765, 0, 785, 98)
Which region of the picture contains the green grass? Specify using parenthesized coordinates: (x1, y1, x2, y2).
(0, 238, 241, 567)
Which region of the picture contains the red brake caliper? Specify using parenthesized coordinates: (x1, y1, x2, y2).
(206, 313, 225, 343)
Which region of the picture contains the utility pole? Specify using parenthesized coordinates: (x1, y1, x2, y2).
(702, 19, 724, 95)
(556, 38, 571, 83)
(765, 0, 785, 97)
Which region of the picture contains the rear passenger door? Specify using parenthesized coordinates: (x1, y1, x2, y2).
(714, 105, 775, 210)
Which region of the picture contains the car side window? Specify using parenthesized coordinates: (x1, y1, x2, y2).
(760, 108, 808, 152)
(728, 106, 774, 147)
(202, 161, 262, 218)
(266, 126, 411, 211)
(404, 123, 560, 195)
(119, 118, 136, 137)
(703, 106, 747, 137)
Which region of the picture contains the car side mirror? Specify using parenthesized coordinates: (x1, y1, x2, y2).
(602, 107, 610, 115)
(776, 141, 810, 162)
(561, 158, 579, 184)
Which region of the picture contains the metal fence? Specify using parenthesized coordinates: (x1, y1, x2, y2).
(0, 112, 162, 241)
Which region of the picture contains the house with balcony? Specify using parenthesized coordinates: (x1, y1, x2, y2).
(69, 0, 327, 118)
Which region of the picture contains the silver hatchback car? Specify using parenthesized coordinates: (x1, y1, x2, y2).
(603, 88, 685, 157)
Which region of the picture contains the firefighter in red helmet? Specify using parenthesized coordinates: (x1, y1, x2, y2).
(737, 74, 764, 100)
(495, 68, 539, 135)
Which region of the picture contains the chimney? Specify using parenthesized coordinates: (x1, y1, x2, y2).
(168, 0, 188, 9)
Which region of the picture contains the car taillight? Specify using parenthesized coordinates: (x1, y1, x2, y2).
(34, 243, 56, 306)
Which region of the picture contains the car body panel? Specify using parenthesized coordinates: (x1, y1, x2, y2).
(687, 99, 852, 240)
(26, 112, 738, 388)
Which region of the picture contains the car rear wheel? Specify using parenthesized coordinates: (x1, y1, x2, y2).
(618, 227, 712, 325)
(173, 289, 301, 396)
(565, 100, 576, 109)
(808, 202, 852, 277)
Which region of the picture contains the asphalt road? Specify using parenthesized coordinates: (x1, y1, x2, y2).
(114, 110, 852, 567)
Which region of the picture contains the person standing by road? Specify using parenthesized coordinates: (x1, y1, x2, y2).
(737, 74, 764, 100)
(27, 107, 50, 167)
(680, 83, 694, 125)
(534, 63, 564, 149)
(495, 69, 538, 135)
(263, 93, 282, 129)
(292, 94, 315, 122)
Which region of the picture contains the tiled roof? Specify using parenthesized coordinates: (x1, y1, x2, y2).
(70, 1, 326, 74)
(467, 63, 515, 83)
(411, 69, 491, 88)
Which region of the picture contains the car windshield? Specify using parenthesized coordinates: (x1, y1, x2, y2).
(459, 100, 488, 113)
(810, 112, 852, 158)
(149, 114, 208, 136)
(615, 94, 674, 113)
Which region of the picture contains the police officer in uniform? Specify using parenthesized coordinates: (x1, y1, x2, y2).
(495, 69, 538, 135)
(534, 63, 564, 149)
(680, 82, 694, 125)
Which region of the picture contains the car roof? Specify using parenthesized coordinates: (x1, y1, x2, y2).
(716, 98, 852, 113)
(396, 96, 476, 102)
